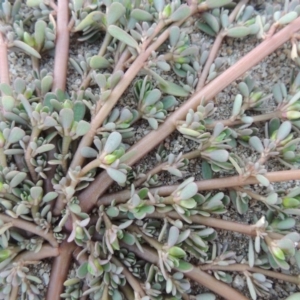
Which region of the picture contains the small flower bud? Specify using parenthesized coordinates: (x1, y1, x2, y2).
(23, 32, 35, 47)
(282, 197, 300, 208)
(103, 154, 117, 164)
(0, 249, 11, 262)
(286, 111, 300, 120)
(250, 91, 263, 102)
(272, 246, 285, 260)
(75, 226, 84, 240)
(162, 4, 171, 18)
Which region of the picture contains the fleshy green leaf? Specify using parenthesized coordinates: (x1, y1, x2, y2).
(170, 5, 190, 22)
(168, 226, 179, 247)
(13, 40, 41, 59)
(249, 136, 264, 153)
(177, 260, 193, 272)
(159, 81, 189, 97)
(106, 168, 126, 184)
(108, 25, 139, 50)
(9, 172, 27, 188)
(59, 108, 74, 130)
(76, 120, 90, 136)
(226, 26, 251, 38)
(206, 0, 232, 9)
(202, 160, 212, 179)
(107, 2, 125, 25)
(278, 12, 298, 25)
(89, 55, 111, 69)
(169, 246, 186, 258)
(74, 11, 104, 32)
(35, 144, 55, 154)
(131, 9, 153, 21)
(104, 132, 122, 154)
(8, 127, 25, 144)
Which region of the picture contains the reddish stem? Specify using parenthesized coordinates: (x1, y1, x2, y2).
(78, 17, 300, 215)
(54, 3, 199, 215)
(0, 213, 58, 248)
(97, 169, 300, 206)
(200, 263, 300, 284)
(52, 0, 69, 92)
(15, 244, 59, 262)
(0, 32, 10, 87)
(121, 243, 248, 300)
(46, 241, 77, 300)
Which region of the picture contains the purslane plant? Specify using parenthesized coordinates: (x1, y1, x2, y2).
(1, 0, 300, 299)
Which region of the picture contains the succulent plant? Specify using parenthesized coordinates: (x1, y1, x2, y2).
(0, 1, 300, 300)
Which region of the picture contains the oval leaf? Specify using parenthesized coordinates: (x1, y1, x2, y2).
(108, 25, 139, 50)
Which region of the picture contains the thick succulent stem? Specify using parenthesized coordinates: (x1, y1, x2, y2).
(200, 263, 300, 284)
(207, 111, 282, 128)
(121, 243, 248, 300)
(9, 285, 19, 300)
(113, 48, 130, 72)
(97, 169, 300, 206)
(146, 211, 284, 240)
(78, 17, 300, 214)
(14, 244, 59, 262)
(46, 0, 70, 207)
(46, 241, 76, 300)
(0, 214, 58, 248)
(52, 0, 69, 92)
(0, 32, 10, 87)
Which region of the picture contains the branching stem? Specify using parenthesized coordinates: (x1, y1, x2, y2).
(46, 241, 76, 300)
(54, 3, 199, 214)
(52, 0, 69, 92)
(200, 263, 300, 284)
(121, 242, 248, 300)
(207, 111, 282, 128)
(14, 244, 59, 262)
(97, 169, 300, 206)
(78, 17, 300, 214)
(0, 214, 58, 248)
(9, 285, 19, 300)
(0, 32, 10, 87)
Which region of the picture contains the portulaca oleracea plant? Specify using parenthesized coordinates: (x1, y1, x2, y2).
(1, 0, 300, 299)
